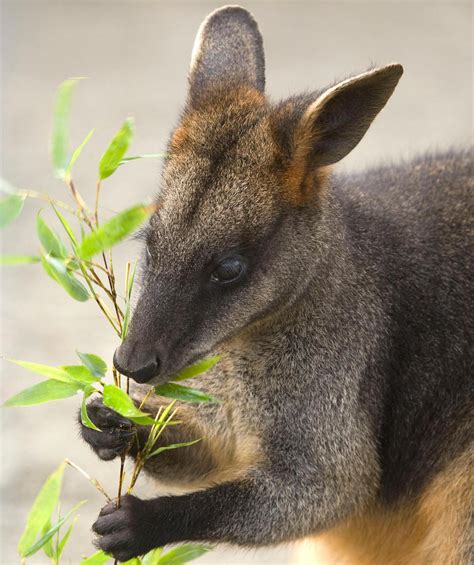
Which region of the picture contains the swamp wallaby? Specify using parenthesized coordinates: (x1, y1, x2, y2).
(80, 5, 473, 563)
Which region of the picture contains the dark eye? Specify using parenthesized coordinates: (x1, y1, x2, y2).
(210, 256, 247, 284)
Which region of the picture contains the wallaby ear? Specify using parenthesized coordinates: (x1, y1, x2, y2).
(295, 64, 403, 168)
(188, 6, 265, 105)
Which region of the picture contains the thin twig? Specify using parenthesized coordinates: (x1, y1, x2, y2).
(79, 264, 121, 335)
(138, 387, 154, 410)
(65, 459, 111, 501)
(94, 295, 121, 335)
(94, 179, 101, 226)
(87, 261, 111, 275)
(127, 408, 178, 493)
(112, 366, 120, 387)
(113, 451, 127, 565)
(18, 189, 76, 214)
(75, 269, 115, 301)
(107, 249, 123, 333)
(116, 454, 126, 507)
(67, 178, 92, 228)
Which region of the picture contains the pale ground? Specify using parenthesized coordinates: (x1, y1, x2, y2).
(0, 1, 471, 564)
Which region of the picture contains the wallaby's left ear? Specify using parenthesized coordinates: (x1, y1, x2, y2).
(296, 64, 403, 168)
(188, 6, 265, 106)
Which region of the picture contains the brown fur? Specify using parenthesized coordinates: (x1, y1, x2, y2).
(297, 448, 473, 564)
(284, 106, 329, 204)
(82, 7, 472, 562)
(130, 379, 263, 492)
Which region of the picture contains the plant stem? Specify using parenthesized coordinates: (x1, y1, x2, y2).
(75, 269, 115, 301)
(65, 459, 111, 501)
(18, 189, 77, 214)
(127, 408, 178, 494)
(107, 249, 123, 333)
(112, 366, 120, 388)
(94, 295, 121, 335)
(138, 387, 154, 410)
(67, 178, 92, 228)
(116, 454, 126, 506)
(94, 179, 101, 226)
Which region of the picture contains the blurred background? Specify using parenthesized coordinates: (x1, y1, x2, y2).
(1, 1, 472, 563)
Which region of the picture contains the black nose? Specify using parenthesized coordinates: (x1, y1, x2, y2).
(113, 342, 160, 383)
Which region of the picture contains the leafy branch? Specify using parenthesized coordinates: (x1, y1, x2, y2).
(1, 78, 215, 565)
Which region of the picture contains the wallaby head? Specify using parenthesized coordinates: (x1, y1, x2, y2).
(114, 5, 403, 384)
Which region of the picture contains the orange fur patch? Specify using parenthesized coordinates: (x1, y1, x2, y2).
(282, 164, 330, 205)
(170, 86, 265, 154)
(295, 449, 473, 564)
(276, 98, 332, 205)
(170, 124, 190, 151)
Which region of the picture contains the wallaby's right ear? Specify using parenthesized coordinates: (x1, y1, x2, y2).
(294, 64, 404, 169)
(188, 6, 265, 106)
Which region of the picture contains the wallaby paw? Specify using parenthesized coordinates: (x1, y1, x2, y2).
(78, 397, 134, 461)
(92, 495, 157, 561)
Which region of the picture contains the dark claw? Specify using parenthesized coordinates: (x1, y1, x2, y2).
(78, 397, 135, 461)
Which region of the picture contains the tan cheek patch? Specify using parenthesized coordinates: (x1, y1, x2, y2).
(130, 383, 264, 492)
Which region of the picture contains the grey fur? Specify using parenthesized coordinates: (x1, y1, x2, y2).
(81, 6, 473, 562)
(189, 5, 265, 105)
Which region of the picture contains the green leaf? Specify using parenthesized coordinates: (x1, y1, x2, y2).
(77, 351, 108, 377)
(148, 439, 201, 459)
(61, 364, 101, 384)
(122, 559, 142, 565)
(99, 118, 134, 180)
(102, 384, 152, 422)
(41, 518, 54, 558)
(0, 193, 25, 228)
(41, 253, 89, 301)
(23, 500, 86, 557)
(66, 257, 80, 271)
(120, 153, 166, 164)
(37, 213, 68, 258)
(18, 462, 66, 556)
(132, 415, 174, 426)
(122, 262, 136, 340)
(3, 379, 82, 407)
(8, 359, 79, 384)
(80, 550, 112, 564)
(141, 548, 163, 565)
(157, 544, 210, 565)
(154, 383, 219, 404)
(51, 78, 81, 179)
(52, 204, 78, 246)
(81, 385, 101, 431)
(57, 515, 78, 560)
(171, 356, 219, 382)
(78, 204, 150, 260)
(66, 128, 95, 179)
(0, 254, 40, 265)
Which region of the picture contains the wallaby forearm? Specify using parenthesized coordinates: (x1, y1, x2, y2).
(93, 469, 337, 560)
